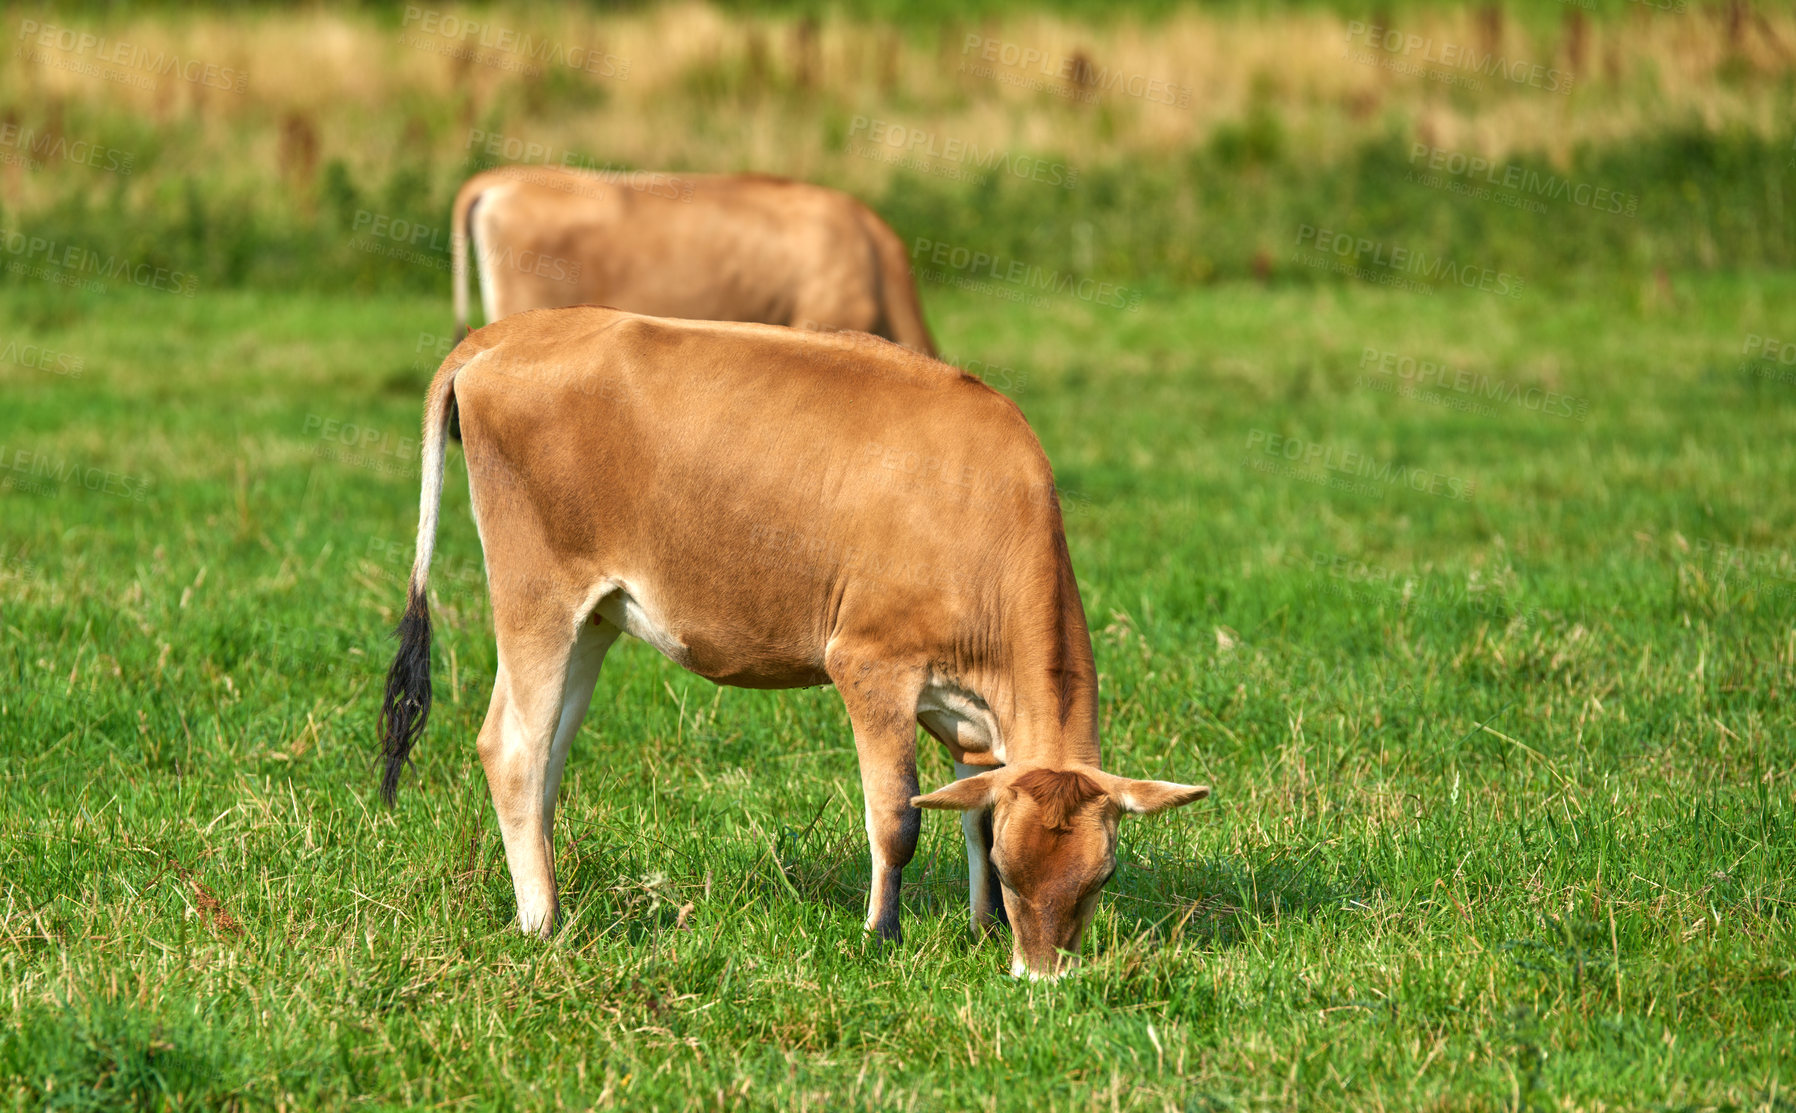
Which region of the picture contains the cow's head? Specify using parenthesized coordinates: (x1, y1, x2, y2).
(912, 766, 1208, 979)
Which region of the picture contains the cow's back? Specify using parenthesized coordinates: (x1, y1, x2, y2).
(451, 307, 1054, 684)
(473, 170, 883, 328)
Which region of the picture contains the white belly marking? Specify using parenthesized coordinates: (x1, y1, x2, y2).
(593, 580, 691, 667)
(917, 677, 1004, 764)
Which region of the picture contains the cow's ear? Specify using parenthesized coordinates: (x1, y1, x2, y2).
(911, 770, 1004, 811)
(1098, 775, 1210, 816)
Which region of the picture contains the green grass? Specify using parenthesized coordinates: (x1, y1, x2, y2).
(16, 122, 1791, 300)
(2, 274, 1793, 1110)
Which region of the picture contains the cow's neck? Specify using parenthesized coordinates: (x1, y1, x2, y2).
(996, 679, 1101, 770)
(994, 531, 1103, 771)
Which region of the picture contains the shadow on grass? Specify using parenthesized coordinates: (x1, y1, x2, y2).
(541, 807, 1371, 958)
(1098, 840, 1372, 948)
(798, 826, 1367, 955)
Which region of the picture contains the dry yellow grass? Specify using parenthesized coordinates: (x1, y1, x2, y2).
(2, 3, 1792, 215)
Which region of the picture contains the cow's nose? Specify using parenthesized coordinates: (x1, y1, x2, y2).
(1011, 950, 1074, 981)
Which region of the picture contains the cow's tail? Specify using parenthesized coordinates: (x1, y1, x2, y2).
(451, 175, 489, 344)
(861, 208, 937, 359)
(379, 344, 470, 804)
(448, 176, 494, 441)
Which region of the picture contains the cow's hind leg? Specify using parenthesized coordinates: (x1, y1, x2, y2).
(920, 717, 1008, 935)
(477, 615, 601, 937)
(828, 651, 925, 942)
(955, 762, 1009, 934)
(542, 619, 620, 833)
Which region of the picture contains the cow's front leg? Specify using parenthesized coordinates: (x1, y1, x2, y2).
(956, 762, 1009, 934)
(829, 653, 924, 942)
(857, 740, 921, 941)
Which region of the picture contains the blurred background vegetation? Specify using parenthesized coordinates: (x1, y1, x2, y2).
(0, 1, 1790, 300)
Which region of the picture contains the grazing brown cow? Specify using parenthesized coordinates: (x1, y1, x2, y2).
(378, 307, 1206, 978)
(451, 165, 936, 355)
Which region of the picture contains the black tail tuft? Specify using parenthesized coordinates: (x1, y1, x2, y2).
(378, 587, 433, 805)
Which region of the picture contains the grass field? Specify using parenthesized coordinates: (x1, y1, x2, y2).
(2, 272, 1793, 1110)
